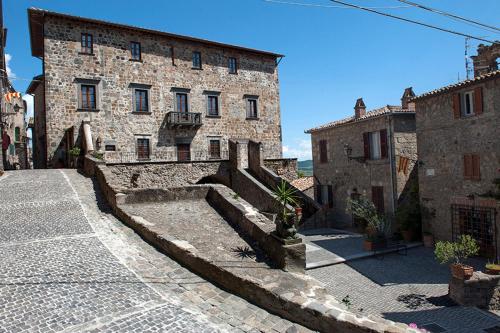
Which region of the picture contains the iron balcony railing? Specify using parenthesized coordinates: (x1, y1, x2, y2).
(166, 112, 202, 127)
(104, 150, 229, 164)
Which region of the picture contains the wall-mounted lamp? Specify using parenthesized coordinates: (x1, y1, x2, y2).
(343, 143, 365, 163)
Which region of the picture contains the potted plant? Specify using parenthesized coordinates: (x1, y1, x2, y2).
(346, 196, 390, 251)
(273, 180, 300, 240)
(395, 181, 421, 242)
(485, 262, 500, 275)
(68, 146, 81, 168)
(434, 234, 479, 280)
(423, 231, 434, 248)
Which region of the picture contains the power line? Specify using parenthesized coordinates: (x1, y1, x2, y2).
(263, 0, 411, 9)
(328, 0, 498, 44)
(397, 0, 500, 34)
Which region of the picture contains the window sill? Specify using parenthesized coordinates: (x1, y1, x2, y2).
(246, 117, 259, 120)
(206, 115, 221, 118)
(129, 59, 143, 63)
(78, 52, 95, 56)
(191, 67, 203, 70)
(132, 111, 152, 115)
(209, 156, 222, 160)
(77, 108, 100, 112)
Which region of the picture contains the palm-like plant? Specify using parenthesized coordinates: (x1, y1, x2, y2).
(273, 180, 299, 226)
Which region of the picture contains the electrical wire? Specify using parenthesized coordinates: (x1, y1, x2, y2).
(263, 0, 411, 9)
(328, 0, 498, 44)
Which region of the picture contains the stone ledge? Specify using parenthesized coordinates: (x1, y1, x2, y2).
(450, 271, 500, 310)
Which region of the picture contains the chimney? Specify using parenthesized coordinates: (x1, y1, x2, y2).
(401, 87, 415, 110)
(354, 98, 366, 119)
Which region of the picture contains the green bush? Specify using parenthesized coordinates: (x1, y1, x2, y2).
(273, 180, 299, 225)
(69, 146, 81, 157)
(346, 196, 390, 237)
(434, 235, 479, 265)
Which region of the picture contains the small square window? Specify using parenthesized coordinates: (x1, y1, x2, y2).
(207, 95, 219, 116)
(130, 42, 141, 61)
(134, 89, 149, 112)
(209, 139, 221, 159)
(246, 98, 258, 119)
(136, 138, 150, 160)
(81, 33, 93, 54)
(228, 57, 237, 74)
(192, 51, 202, 69)
(80, 84, 97, 110)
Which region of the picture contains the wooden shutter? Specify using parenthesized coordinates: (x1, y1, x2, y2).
(452, 93, 461, 119)
(327, 185, 333, 208)
(380, 129, 388, 159)
(474, 87, 483, 115)
(472, 154, 480, 180)
(463, 154, 472, 179)
(319, 140, 327, 163)
(371, 186, 384, 214)
(363, 132, 370, 159)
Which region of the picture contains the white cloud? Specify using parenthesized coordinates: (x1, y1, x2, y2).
(23, 94, 34, 118)
(5, 53, 15, 78)
(282, 139, 312, 160)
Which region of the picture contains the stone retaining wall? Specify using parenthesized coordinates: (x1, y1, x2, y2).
(264, 158, 298, 182)
(449, 272, 500, 310)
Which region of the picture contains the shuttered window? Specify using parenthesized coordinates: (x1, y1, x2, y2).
(136, 138, 150, 160)
(209, 139, 221, 159)
(80, 85, 96, 110)
(134, 89, 149, 112)
(464, 154, 480, 180)
(177, 143, 191, 161)
(315, 185, 333, 208)
(81, 33, 93, 54)
(364, 130, 387, 160)
(372, 186, 384, 214)
(453, 87, 483, 118)
(319, 140, 328, 163)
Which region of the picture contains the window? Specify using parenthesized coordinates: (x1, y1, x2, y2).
(176, 93, 188, 113)
(464, 154, 480, 180)
(105, 145, 116, 151)
(81, 33, 93, 54)
(228, 57, 237, 74)
(316, 185, 333, 208)
(371, 186, 384, 214)
(363, 130, 388, 160)
(136, 138, 150, 160)
(462, 91, 474, 116)
(80, 85, 97, 110)
(192, 51, 202, 69)
(246, 98, 258, 119)
(453, 88, 483, 118)
(209, 139, 221, 159)
(14, 127, 20, 142)
(177, 143, 191, 161)
(319, 140, 328, 164)
(130, 42, 141, 61)
(134, 89, 149, 112)
(207, 95, 219, 116)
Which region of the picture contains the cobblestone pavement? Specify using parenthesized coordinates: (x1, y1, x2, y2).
(308, 247, 500, 333)
(0, 170, 311, 333)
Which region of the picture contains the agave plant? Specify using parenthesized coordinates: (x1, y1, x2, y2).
(273, 179, 299, 226)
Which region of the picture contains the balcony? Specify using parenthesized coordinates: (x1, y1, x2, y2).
(166, 112, 202, 128)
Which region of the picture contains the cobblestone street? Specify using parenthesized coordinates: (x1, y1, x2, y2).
(0, 169, 309, 333)
(308, 247, 500, 333)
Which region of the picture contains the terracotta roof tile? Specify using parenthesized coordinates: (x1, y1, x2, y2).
(291, 177, 314, 191)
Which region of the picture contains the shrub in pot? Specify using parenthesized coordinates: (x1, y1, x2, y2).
(434, 235, 479, 280)
(273, 180, 300, 240)
(68, 146, 81, 168)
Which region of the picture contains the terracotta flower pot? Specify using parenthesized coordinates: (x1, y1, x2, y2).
(401, 229, 414, 242)
(363, 240, 374, 252)
(295, 207, 302, 215)
(423, 234, 434, 248)
(450, 263, 474, 280)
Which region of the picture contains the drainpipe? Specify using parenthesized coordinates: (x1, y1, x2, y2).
(387, 115, 397, 216)
(83, 120, 94, 153)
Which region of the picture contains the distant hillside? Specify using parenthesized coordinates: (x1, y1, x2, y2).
(297, 160, 313, 176)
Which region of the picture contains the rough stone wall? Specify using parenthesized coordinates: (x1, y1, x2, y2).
(415, 78, 500, 247)
(32, 82, 47, 169)
(41, 15, 282, 167)
(105, 161, 230, 191)
(472, 43, 500, 77)
(449, 272, 500, 310)
(264, 158, 298, 182)
(2, 97, 27, 169)
(393, 114, 418, 201)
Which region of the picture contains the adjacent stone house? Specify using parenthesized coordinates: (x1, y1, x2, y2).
(305, 89, 417, 228)
(28, 8, 283, 168)
(1, 86, 28, 170)
(413, 69, 500, 258)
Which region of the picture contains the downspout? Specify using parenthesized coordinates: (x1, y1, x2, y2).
(387, 115, 397, 216)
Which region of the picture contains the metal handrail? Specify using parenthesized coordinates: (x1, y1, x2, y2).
(166, 112, 202, 126)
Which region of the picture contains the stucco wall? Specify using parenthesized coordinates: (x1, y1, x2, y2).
(41, 15, 282, 167)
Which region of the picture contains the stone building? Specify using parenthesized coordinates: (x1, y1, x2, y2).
(1, 86, 28, 170)
(471, 42, 500, 77)
(305, 88, 417, 229)
(413, 69, 500, 258)
(28, 8, 283, 168)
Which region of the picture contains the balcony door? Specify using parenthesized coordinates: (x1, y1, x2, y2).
(177, 143, 191, 161)
(176, 93, 189, 122)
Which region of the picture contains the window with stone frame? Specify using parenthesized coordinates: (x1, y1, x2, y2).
(130, 42, 141, 61)
(176, 93, 189, 113)
(228, 57, 237, 74)
(209, 139, 221, 159)
(134, 89, 149, 112)
(177, 143, 191, 161)
(207, 95, 219, 116)
(136, 138, 150, 160)
(81, 33, 93, 54)
(80, 84, 97, 110)
(246, 98, 258, 119)
(192, 51, 202, 69)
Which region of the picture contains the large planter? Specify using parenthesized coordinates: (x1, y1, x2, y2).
(450, 263, 474, 280)
(401, 229, 415, 242)
(423, 234, 434, 248)
(363, 238, 387, 252)
(276, 221, 297, 240)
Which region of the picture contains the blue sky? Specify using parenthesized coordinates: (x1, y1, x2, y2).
(5, 0, 499, 160)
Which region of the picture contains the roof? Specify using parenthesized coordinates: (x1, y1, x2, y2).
(305, 105, 414, 133)
(412, 70, 500, 101)
(291, 177, 314, 192)
(28, 8, 284, 59)
(26, 75, 44, 95)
